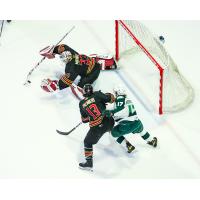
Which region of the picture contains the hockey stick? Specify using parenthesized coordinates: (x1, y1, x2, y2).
(56, 122, 82, 135)
(0, 20, 4, 39)
(23, 25, 75, 85)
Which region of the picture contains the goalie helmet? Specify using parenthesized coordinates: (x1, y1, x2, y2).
(83, 84, 93, 97)
(113, 85, 126, 96)
(59, 50, 72, 64)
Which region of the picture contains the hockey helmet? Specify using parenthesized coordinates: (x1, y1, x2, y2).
(83, 84, 93, 97)
(59, 50, 72, 64)
(113, 84, 126, 96)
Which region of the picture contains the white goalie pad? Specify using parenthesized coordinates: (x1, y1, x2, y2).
(70, 83, 84, 100)
(89, 54, 117, 70)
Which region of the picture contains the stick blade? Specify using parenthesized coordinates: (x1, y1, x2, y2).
(23, 80, 31, 86)
(56, 129, 70, 135)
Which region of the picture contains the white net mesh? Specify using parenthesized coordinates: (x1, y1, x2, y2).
(117, 20, 194, 113)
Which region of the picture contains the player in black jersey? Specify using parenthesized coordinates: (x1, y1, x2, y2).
(40, 44, 117, 99)
(40, 44, 101, 99)
(79, 84, 115, 171)
(53, 44, 101, 89)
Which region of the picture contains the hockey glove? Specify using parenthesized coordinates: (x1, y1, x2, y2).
(81, 116, 89, 123)
(41, 78, 58, 93)
(103, 110, 114, 117)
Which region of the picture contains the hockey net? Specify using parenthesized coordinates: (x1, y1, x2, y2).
(115, 20, 194, 114)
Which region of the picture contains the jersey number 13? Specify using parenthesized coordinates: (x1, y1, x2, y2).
(86, 104, 101, 120)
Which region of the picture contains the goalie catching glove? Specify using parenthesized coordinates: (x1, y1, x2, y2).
(41, 78, 58, 92)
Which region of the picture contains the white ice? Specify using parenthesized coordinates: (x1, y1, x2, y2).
(0, 20, 200, 178)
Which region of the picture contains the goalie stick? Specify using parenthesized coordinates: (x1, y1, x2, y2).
(23, 25, 75, 85)
(56, 122, 82, 135)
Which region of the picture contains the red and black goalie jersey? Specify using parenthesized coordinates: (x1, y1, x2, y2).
(53, 44, 101, 89)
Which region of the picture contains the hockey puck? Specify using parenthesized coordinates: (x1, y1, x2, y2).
(159, 35, 165, 43)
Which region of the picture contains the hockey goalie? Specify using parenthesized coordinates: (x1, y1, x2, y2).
(40, 44, 117, 100)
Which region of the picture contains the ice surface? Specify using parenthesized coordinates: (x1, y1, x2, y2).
(0, 20, 200, 178)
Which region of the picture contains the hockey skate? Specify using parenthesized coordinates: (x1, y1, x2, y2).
(79, 160, 93, 172)
(126, 141, 135, 153)
(147, 137, 157, 147)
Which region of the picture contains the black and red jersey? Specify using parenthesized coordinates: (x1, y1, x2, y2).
(53, 44, 101, 90)
(79, 91, 114, 127)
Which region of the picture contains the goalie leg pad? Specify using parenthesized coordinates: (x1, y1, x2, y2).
(41, 78, 58, 93)
(90, 54, 117, 70)
(70, 83, 84, 100)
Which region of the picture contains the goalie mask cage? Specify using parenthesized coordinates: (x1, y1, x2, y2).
(115, 20, 194, 114)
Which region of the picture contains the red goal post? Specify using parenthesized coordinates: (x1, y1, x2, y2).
(115, 20, 194, 115)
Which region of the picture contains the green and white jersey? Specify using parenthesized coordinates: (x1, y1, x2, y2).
(113, 95, 138, 122)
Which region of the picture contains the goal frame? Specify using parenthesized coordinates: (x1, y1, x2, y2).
(115, 20, 164, 114)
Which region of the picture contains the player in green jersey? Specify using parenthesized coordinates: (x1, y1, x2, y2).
(104, 85, 158, 153)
